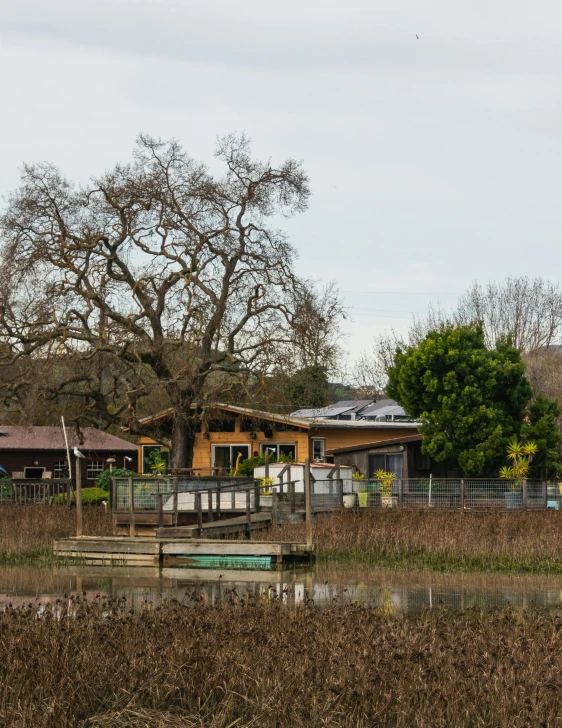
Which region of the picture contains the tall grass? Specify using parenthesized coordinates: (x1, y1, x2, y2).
(1, 597, 562, 727)
(255, 510, 562, 573)
(0, 505, 112, 564)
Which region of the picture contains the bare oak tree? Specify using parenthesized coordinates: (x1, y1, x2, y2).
(0, 134, 310, 467)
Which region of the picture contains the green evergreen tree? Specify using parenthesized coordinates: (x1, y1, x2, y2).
(522, 394, 562, 479)
(387, 324, 533, 476)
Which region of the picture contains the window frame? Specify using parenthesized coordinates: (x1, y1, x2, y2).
(211, 444, 251, 470)
(259, 443, 297, 461)
(312, 438, 326, 462)
(53, 460, 66, 478)
(86, 461, 105, 481)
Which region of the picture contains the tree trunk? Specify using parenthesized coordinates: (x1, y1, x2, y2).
(170, 417, 197, 470)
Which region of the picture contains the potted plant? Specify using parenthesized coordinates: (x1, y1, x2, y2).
(358, 483, 370, 508)
(499, 438, 537, 508)
(374, 469, 395, 508)
(345, 471, 363, 507)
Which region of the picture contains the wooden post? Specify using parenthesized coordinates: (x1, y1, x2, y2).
(460, 479, 465, 512)
(288, 465, 295, 514)
(254, 481, 260, 513)
(272, 489, 278, 528)
(398, 478, 403, 508)
(304, 458, 312, 547)
(216, 484, 221, 520)
(173, 489, 178, 528)
(128, 476, 135, 538)
(76, 460, 83, 538)
(522, 479, 527, 510)
(207, 489, 213, 522)
(195, 492, 203, 537)
(544, 481, 548, 510)
(245, 489, 251, 537)
(265, 448, 269, 478)
(157, 493, 164, 529)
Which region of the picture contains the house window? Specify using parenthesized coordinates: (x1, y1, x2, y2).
(53, 460, 66, 478)
(142, 445, 169, 475)
(87, 461, 105, 480)
(312, 439, 325, 462)
(259, 443, 296, 461)
(24, 467, 45, 479)
(368, 453, 404, 478)
(212, 445, 250, 470)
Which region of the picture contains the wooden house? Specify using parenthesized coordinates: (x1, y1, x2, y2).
(137, 404, 420, 473)
(0, 426, 138, 485)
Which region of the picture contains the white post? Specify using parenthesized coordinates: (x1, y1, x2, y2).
(61, 416, 72, 482)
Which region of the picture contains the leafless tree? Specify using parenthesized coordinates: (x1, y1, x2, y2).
(352, 277, 562, 396)
(0, 133, 311, 467)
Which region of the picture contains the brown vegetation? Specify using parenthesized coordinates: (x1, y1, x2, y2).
(255, 509, 562, 572)
(1, 596, 562, 727)
(0, 505, 112, 563)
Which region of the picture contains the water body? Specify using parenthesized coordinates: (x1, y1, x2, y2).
(2, 563, 562, 613)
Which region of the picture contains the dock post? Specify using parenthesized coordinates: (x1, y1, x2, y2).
(173, 489, 178, 527)
(207, 489, 213, 522)
(245, 489, 251, 538)
(305, 458, 312, 546)
(76, 458, 83, 538)
(195, 492, 203, 536)
(272, 489, 278, 528)
(288, 465, 295, 514)
(157, 493, 164, 529)
(128, 476, 135, 538)
(254, 481, 261, 513)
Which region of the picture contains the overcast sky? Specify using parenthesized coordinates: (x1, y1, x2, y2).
(2, 0, 562, 362)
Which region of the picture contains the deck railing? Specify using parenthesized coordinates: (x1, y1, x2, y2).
(0, 479, 72, 505)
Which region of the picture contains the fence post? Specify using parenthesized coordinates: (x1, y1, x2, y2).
(195, 492, 202, 537)
(398, 478, 403, 508)
(460, 479, 464, 512)
(272, 489, 278, 528)
(75, 462, 83, 538)
(522, 479, 527, 510)
(128, 476, 135, 538)
(544, 481, 548, 510)
(157, 493, 163, 529)
(245, 489, 251, 537)
(265, 448, 269, 478)
(216, 484, 221, 520)
(207, 489, 213, 522)
(254, 481, 261, 513)
(304, 458, 312, 547)
(173, 489, 178, 528)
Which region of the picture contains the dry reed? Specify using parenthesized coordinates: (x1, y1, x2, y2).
(1, 597, 562, 727)
(254, 509, 562, 572)
(0, 505, 112, 563)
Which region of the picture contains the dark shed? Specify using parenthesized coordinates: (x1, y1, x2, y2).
(0, 426, 138, 486)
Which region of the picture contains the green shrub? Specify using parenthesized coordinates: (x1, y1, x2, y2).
(95, 468, 137, 493)
(53, 487, 109, 506)
(236, 451, 294, 477)
(0, 478, 14, 502)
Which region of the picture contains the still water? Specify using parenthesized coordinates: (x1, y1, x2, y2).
(2, 563, 562, 613)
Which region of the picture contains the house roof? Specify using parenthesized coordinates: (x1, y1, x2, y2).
(327, 433, 424, 455)
(291, 400, 373, 419)
(0, 426, 137, 452)
(139, 403, 421, 430)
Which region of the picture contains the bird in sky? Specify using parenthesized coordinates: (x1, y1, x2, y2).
(416, 34, 419, 40)
(73, 448, 85, 459)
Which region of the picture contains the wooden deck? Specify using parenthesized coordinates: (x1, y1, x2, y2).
(53, 536, 315, 568)
(155, 511, 273, 538)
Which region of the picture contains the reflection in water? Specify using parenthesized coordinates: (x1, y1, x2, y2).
(2, 564, 562, 613)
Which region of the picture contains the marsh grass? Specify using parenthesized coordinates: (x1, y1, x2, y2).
(254, 509, 562, 573)
(2, 596, 562, 727)
(0, 505, 112, 564)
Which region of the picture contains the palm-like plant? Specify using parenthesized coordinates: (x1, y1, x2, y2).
(500, 437, 537, 487)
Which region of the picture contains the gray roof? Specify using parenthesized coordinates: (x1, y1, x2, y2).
(291, 400, 373, 419)
(0, 426, 137, 452)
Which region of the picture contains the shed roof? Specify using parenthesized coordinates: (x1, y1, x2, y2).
(0, 426, 137, 452)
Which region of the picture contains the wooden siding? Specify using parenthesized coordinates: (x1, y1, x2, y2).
(139, 423, 419, 470)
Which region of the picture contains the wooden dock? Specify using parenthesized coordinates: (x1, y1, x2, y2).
(53, 536, 315, 568)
